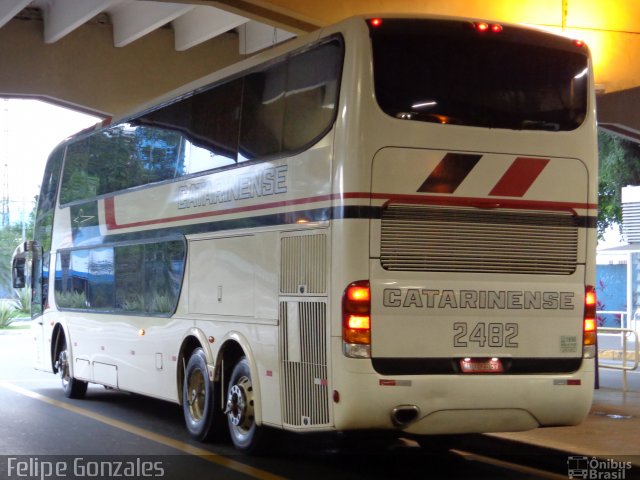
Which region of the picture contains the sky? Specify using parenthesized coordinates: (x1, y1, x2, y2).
(0, 98, 99, 224)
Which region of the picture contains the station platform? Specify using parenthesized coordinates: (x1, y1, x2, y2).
(491, 386, 640, 466)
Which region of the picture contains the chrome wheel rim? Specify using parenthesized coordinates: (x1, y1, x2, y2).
(56, 350, 70, 390)
(226, 376, 254, 432)
(186, 368, 206, 422)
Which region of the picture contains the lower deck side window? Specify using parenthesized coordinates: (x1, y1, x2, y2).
(54, 239, 185, 315)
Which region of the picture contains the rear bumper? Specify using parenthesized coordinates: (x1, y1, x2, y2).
(332, 344, 594, 435)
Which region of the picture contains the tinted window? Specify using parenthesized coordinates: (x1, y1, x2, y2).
(33, 147, 65, 317)
(55, 239, 185, 315)
(140, 79, 242, 172)
(59, 37, 343, 204)
(60, 124, 186, 204)
(369, 19, 588, 131)
(88, 247, 115, 309)
(284, 41, 343, 150)
(35, 148, 64, 252)
(239, 63, 286, 161)
(61, 140, 95, 204)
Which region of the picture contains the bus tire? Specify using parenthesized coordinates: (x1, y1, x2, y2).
(183, 348, 216, 441)
(226, 357, 267, 453)
(55, 337, 88, 399)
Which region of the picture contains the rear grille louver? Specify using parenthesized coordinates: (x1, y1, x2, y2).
(280, 301, 330, 428)
(280, 234, 327, 295)
(380, 205, 579, 275)
(279, 232, 330, 428)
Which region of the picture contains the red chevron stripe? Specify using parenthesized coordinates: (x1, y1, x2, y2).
(489, 157, 550, 197)
(417, 153, 482, 193)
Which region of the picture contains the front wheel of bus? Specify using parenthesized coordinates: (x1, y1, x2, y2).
(225, 357, 267, 453)
(55, 339, 88, 399)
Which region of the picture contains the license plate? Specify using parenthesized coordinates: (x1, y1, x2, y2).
(459, 357, 504, 373)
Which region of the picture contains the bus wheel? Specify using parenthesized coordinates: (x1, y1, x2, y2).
(225, 357, 266, 453)
(183, 348, 216, 441)
(55, 338, 88, 399)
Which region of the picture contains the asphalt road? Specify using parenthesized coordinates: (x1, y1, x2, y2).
(0, 326, 634, 480)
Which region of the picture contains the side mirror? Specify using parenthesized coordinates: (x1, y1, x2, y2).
(11, 241, 36, 289)
(12, 257, 26, 289)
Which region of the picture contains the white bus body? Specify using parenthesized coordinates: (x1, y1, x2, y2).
(14, 15, 597, 452)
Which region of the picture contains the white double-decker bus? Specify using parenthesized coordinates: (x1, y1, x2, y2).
(13, 14, 597, 453)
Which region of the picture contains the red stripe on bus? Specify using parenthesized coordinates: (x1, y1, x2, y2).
(417, 153, 482, 193)
(104, 193, 338, 230)
(103, 192, 597, 231)
(489, 157, 550, 197)
(104, 197, 118, 227)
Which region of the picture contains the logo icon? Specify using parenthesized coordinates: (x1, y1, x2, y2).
(567, 456, 589, 479)
(567, 456, 633, 479)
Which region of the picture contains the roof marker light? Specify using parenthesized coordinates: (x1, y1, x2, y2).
(474, 22, 502, 33)
(370, 18, 383, 27)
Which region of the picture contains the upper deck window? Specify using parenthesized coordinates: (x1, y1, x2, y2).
(369, 19, 589, 131)
(58, 38, 343, 205)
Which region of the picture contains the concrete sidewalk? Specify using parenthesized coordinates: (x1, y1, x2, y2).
(491, 387, 640, 466)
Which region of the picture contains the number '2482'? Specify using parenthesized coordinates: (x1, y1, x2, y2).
(453, 322, 519, 348)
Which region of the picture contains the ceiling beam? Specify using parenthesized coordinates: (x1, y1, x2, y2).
(108, 1, 194, 47)
(39, 0, 122, 44)
(150, 0, 320, 33)
(0, 17, 243, 118)
(238, 20, 295, 54)
(0, 0, 31, 29)
(173, 5, 248, 51)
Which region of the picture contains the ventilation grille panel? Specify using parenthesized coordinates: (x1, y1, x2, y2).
(280, 234, 327, 294)
(381, 205, 579, 275)
(280, 301, 330, 428)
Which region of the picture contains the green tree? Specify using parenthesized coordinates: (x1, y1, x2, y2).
(598, 129, 640, 239)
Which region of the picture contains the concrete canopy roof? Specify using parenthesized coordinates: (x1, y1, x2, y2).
(0, 0, 638, 132)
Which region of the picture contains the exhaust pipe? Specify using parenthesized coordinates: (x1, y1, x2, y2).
(391, 405, 420, 427)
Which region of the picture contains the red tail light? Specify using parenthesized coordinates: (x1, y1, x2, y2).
(342, 281, 371, 345)
(369, 18, 383, 28)
(584, 285, 597, 347)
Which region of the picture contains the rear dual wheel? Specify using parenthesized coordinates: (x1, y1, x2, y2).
(183, 351, 268, 453)
(225, 357, 267, 453)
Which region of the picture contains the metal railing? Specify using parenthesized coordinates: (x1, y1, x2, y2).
(596, 310, 627, 329)
(597, 326, 639, 392)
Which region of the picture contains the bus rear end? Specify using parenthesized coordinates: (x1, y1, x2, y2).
(333, 17, 596, 435)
